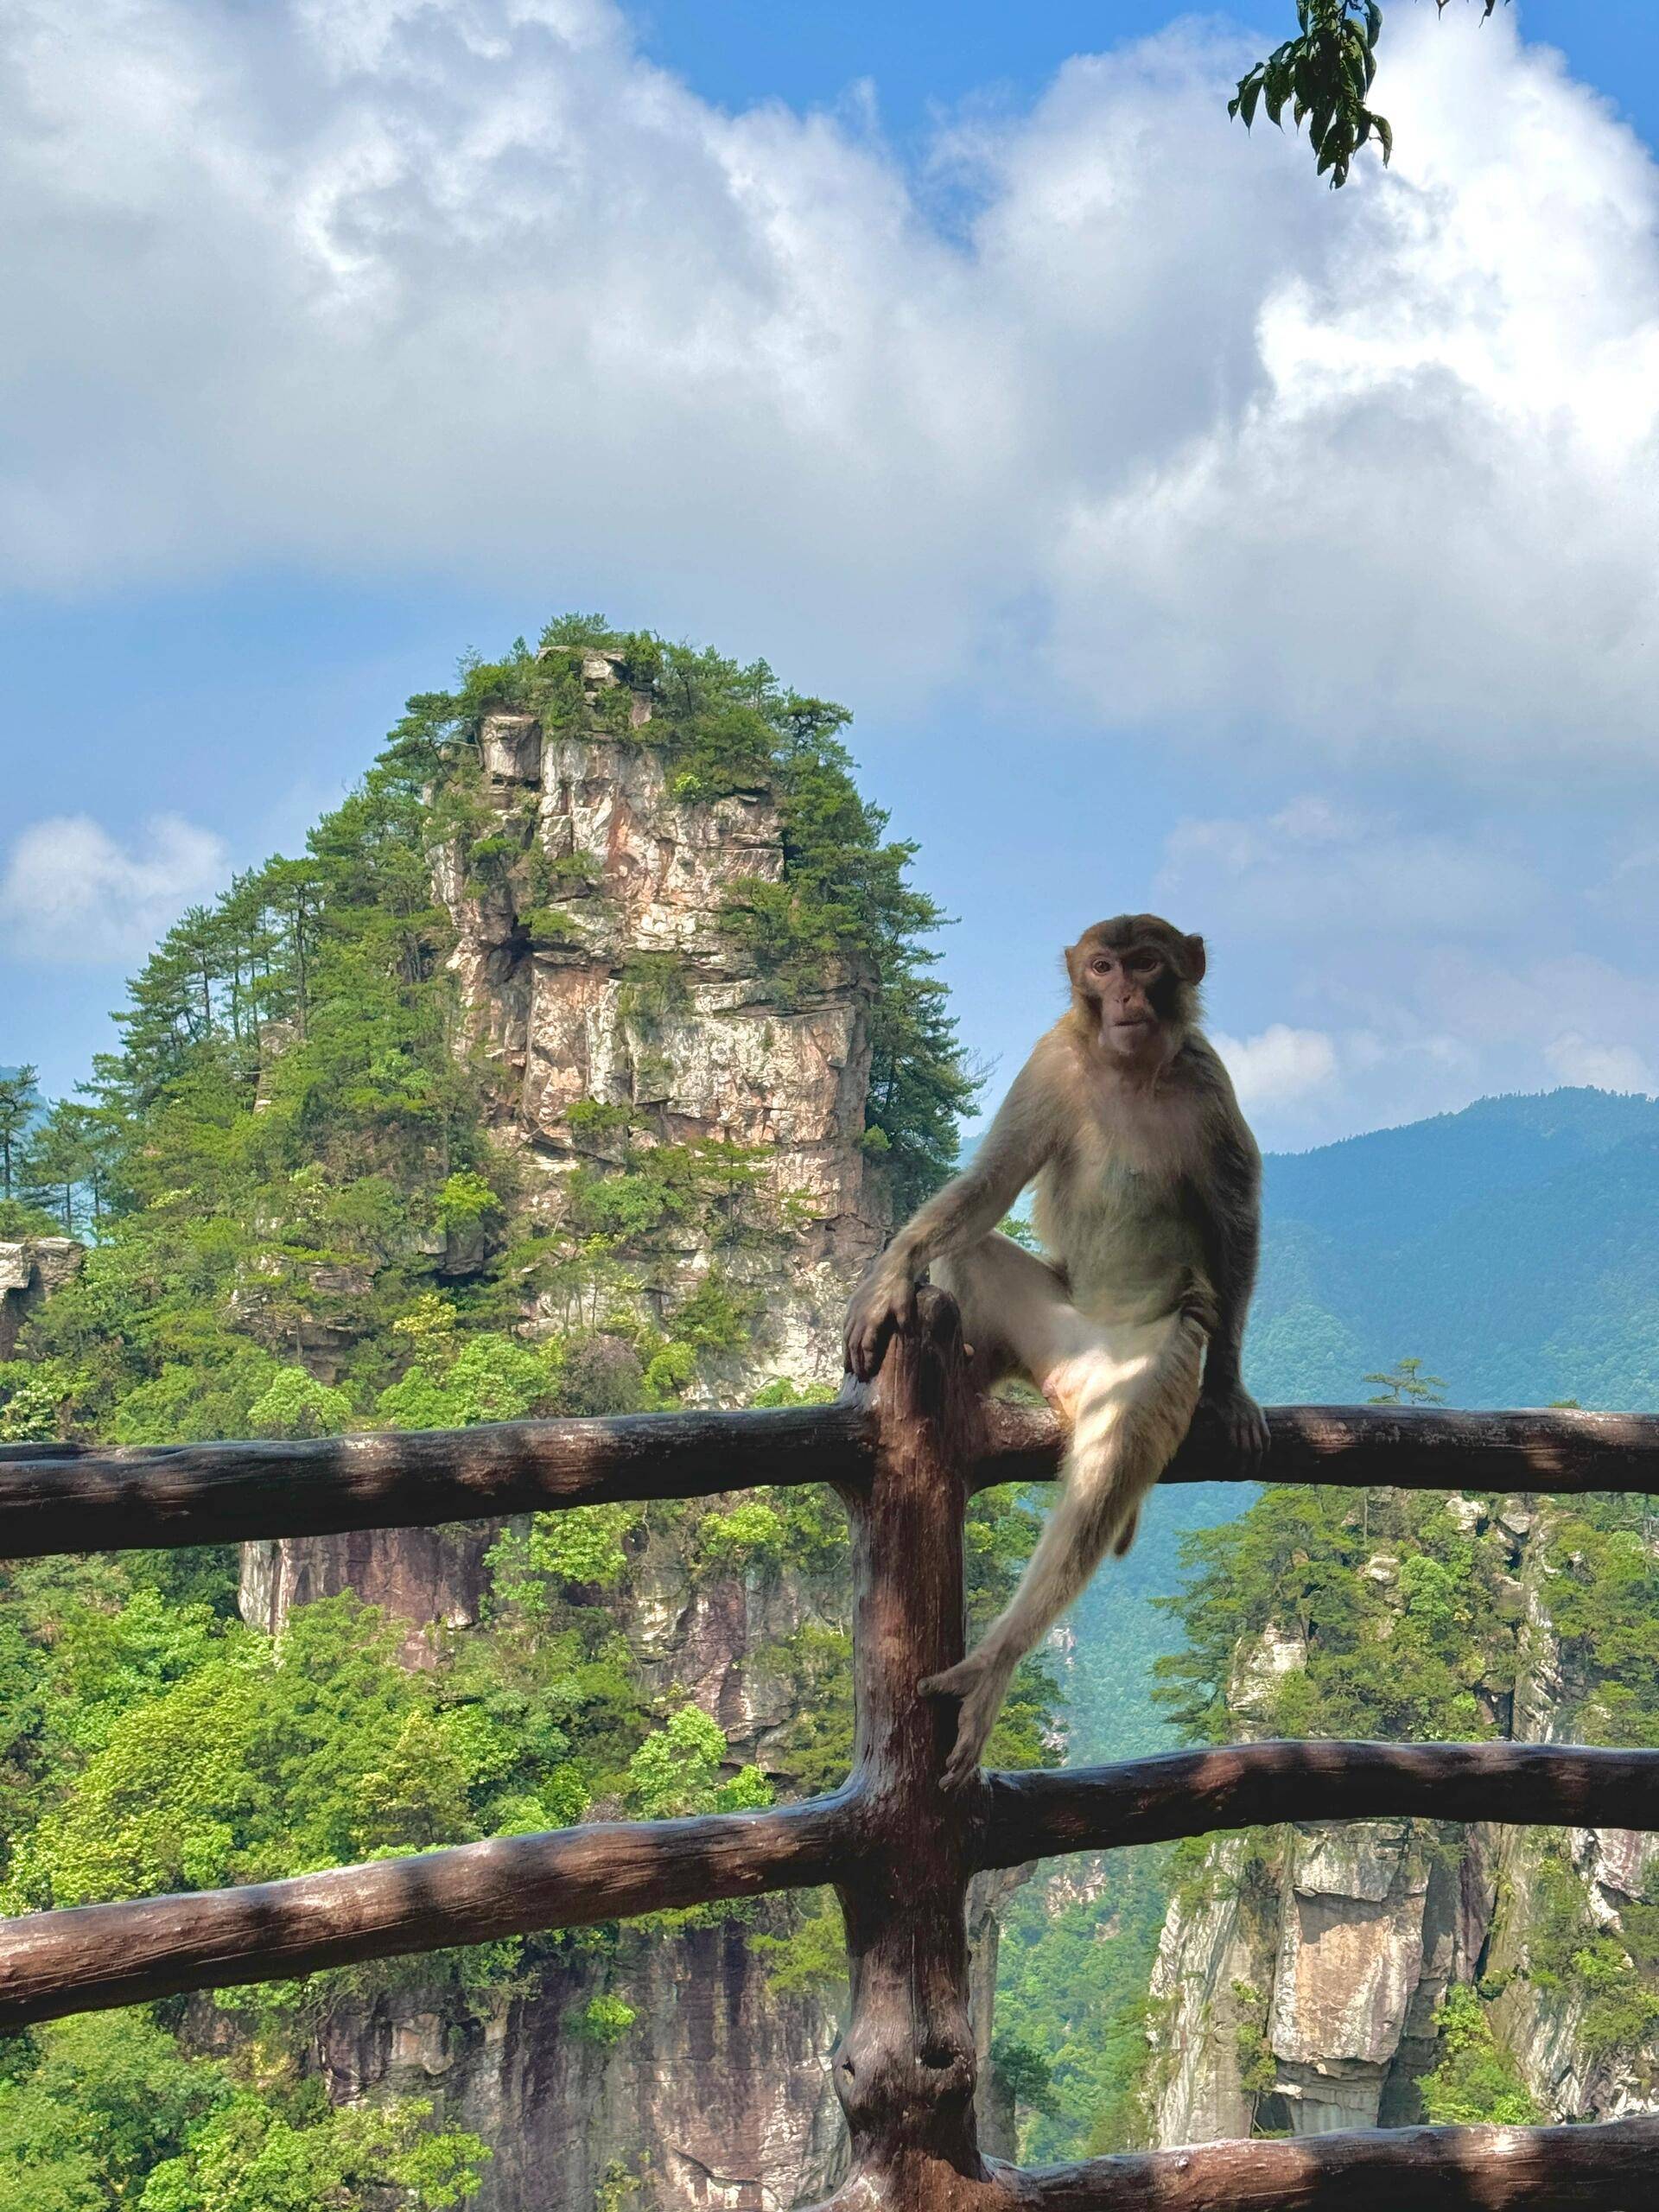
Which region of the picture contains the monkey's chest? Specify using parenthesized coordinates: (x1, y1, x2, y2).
(1032, 1155, 1203, 1322)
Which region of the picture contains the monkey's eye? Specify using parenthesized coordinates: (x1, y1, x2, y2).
(1090, 956, 1113, 975)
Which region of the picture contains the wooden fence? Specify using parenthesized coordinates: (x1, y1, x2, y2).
(3, 1287, 1657, 2209)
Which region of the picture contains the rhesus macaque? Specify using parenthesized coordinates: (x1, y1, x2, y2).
(844, 915, 1267, 1789)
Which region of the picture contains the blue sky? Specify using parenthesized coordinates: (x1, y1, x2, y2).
(6, 0, 1659, 1149)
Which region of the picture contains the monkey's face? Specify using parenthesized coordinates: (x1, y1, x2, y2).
(1066, 917, 1205, 1063)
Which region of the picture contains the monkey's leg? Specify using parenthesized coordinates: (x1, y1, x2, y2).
(923, 1294, 1205, 1791)
(931, 1230, 1069, 1390)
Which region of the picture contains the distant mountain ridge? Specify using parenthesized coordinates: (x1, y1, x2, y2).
(1251, 1086, 1659, 1412)
(1063, 1085, 1659, 1762)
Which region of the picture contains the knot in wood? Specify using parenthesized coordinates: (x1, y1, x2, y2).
(832, 2003, 978, 2151)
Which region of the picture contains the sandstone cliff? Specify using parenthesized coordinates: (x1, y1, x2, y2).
(0, 1237, 81, 1361)
(1143, 1497, 1658, 2145)
(238, 660, 898, 2209)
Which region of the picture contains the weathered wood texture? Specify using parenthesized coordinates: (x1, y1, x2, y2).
(10, 1738, 1653, 2038)
(986, 2115, 1659, 2209)
(980, 1739, 1659, 1867)
(7, 1398, 1657, 1561)
(832, 1288, 988, 2207)
(0, 1796, 854, 2030)
(0, 1401, 873, 1557)
(976, 1398, 1659, 1496)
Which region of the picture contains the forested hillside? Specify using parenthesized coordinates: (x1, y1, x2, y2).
(1253, 1089, 1659, 1410)
(0, 620, 1051, 2210)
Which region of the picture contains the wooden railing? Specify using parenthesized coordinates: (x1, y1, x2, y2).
(3, 1287, 1657, 2209)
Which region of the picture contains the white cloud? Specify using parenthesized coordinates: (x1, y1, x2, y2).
(1213, 1024, 1338, 1112)
(1157, 795, 1541, 937)
(5, 3, 1659, 766)
(0, 814, 228, 963)
(1544, 1032, 1656, 1094)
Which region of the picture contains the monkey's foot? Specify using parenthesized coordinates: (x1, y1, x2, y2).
(920, 1651, 1014, 1793)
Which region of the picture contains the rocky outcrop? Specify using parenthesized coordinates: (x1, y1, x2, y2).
(442, 664, 885, 1389)
(1146, 1503, 1658, 2146)
(1485, 1546, 1659, 2122)
(309, 1915, 844, 2212)
(0, 1236, 80, 1360)
(238, 680, 902, 2209)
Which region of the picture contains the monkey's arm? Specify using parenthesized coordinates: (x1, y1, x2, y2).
(1189, 1109, 1269, 1469)
(844, 1052, 1058, 1381)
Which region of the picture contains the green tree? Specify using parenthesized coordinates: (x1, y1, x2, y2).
(139, 2091, 487, 2212)
(1364, 1355, 1447, 1404)
(245, 1369, 353, 1441)
(0, 2012, 220, 2212)
(0, 1068, 39, 1203)
(1232, 2, 1508, 188)
(21, 1103, 111, 1236)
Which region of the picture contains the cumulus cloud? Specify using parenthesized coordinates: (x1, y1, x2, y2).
(0, 814, 228, 962)
(1213, 1024, 1338, 1111)
(1154, 798, 1659, 1142)
(1544, 1033, 1656, 1094)
(5, 2, 1659, 764)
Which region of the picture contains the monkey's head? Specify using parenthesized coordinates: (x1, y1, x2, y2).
(1065, 914, 1205, 1065)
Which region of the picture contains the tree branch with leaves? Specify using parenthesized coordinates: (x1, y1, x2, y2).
(1230, 1, 1509, 188)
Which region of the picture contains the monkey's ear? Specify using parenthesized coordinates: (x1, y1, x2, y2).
(1063, 941, 1080, 982)
(1183, 934, 1207, 983)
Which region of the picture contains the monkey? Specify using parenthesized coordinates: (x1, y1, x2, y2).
(843, 914, 1267, 1790)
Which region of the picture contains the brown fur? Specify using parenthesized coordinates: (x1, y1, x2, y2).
(844, 914, 1266, 1789)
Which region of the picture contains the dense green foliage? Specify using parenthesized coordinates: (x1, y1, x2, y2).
(991, 1848, 1171, 2160)
(1417, 1987, 1538, 2126)
(1153, 1484, 1513, 1746)
(0, 2009, 488, 2212)
(1231, 3, 1507, 188)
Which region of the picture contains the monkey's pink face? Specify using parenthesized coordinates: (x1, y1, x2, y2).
(1075, 943, 1181, 1059)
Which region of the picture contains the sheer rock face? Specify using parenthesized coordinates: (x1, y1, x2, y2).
(0, 1237, 81, 1360)
(1487, 1557, 1659, 2123)
(314, 1915, 846, 2212)
(1145, 1836, 1263, 2145)
(1147, 1504, 1659, 2147)
(260, 1514, 856, 2210)
(442, 700, 887, 1385)
(240, 702, 899, 2209)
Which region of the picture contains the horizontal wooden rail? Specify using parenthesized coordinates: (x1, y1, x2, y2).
(979, 1740, 1659, 1867)
(8, 1740, 1654, 2031)
(0, 1400, 873, 1557)
(4, 1400, 1658, 1560)
(979, 1399, 1659, 1495)
(985, 2113, 1659, 2209)
(0, 1793, 855, 2028)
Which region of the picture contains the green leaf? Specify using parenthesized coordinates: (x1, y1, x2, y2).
(1376, 112, 1394, 165)
(1239, 75, 1263, 130)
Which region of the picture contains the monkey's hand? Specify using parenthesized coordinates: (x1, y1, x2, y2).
(843, 1264, 918, 1381)
(1198, 1376, 1268, 1472)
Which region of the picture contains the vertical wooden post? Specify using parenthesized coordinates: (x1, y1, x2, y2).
(834, 1290, 988, 2210)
